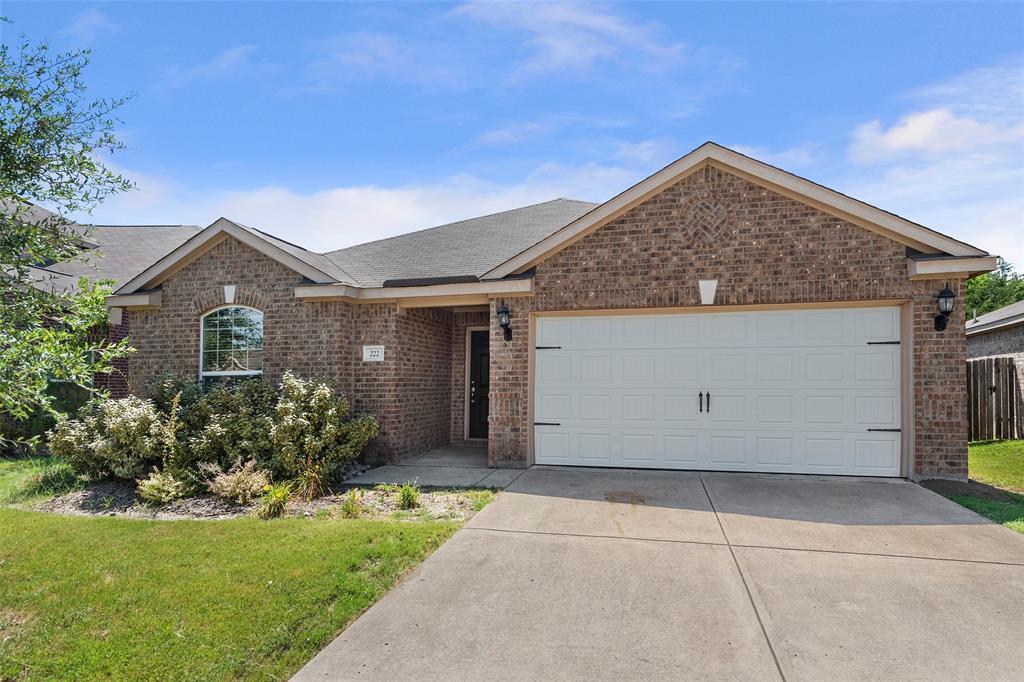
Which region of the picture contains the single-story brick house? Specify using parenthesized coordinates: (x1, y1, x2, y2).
(58, 143, 998, 479)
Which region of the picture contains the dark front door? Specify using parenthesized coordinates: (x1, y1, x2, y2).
(468, 330, 489, 439)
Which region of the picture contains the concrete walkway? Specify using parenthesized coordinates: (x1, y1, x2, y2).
(295, 467, 1024, 681)
(345, 446, 525, 488)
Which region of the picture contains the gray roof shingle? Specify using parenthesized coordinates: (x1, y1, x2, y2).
(34, 197, 597, 292)
(46, 225, 201, 290)
(966, 299, 1024, 335)
(322, 198, 597, 287)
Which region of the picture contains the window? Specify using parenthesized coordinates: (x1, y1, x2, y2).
(200, 306, 264, 380)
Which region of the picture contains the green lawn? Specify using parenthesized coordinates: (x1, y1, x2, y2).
(968, 439, 1024, 492)
(0, 505, 458, 681)
(0, 457, 52, 503)
(958, 440, 1024, 534)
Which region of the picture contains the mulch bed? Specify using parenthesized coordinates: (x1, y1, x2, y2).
(31, 481, 487, 522)
(920, 478, 1017, 502)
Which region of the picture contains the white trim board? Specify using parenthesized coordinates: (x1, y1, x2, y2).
(481, 142, 989, 280)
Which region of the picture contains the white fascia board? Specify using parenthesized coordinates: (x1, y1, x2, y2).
(908, 256, 998, 280)
(116, 218, 335, 295)
(106, 291, 162, 308)
(481, 142, 989, 280)
(295, 278, 532, 302)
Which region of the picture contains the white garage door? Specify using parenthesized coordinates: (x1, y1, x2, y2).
(533, 307, 903, 476)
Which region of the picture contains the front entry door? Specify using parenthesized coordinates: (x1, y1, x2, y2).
(468, 330, 490, 439)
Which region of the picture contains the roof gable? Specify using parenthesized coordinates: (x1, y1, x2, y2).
(481, 142, 989, 280)
(115, 218, 354, 294)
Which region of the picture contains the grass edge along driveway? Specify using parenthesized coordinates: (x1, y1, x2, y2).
(950, 440, 1024, 534)
(0, 508, 458, 681)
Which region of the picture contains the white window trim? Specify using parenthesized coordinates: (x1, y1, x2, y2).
(199, 304, 264, 381)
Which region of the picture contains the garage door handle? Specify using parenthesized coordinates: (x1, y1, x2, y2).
(534, 422, 561, 426)
(706, 391, 711, 413)
(698, 392, 703, 413)
(866, 428, 901, 432)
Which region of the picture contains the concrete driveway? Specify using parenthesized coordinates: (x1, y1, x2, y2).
(294, 467, 1024, 681)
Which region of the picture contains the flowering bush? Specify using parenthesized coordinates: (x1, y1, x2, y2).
(171, 378, 276, 477)
(47, 372, 379, 501)
(269, 372, 379, 499)
(49, 396, 164, 480)
(207, 459, 271, 505)
(137, 468, 190, 504)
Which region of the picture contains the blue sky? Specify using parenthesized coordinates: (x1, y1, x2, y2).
(5, 2, 1023, 264)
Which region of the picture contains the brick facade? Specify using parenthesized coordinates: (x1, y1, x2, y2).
(123, 165, 973, 477)
(126, 238, 477, 462)
(487, 165, 969, 477)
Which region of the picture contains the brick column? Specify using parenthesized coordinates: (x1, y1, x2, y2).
(487, 297, 531, 467)
(912, 278, 968, 479)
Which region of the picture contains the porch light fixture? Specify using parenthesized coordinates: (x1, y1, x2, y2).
(497, 303, 512, 341)
(934, 283, 956, 331)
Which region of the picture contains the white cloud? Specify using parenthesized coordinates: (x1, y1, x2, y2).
(850, 109, 1014, 164)
(58, 9, 119, 45)
(159, 46, 265, 92)
(728, 143, 820, 169)
(307, 31, 464, 91)
(841, 55, 1024, 267)
(76, 161, 643, 253)
(455, 1, 684, 77)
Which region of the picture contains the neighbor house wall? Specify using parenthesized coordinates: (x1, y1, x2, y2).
(967, 324, 1024, 358)
(486, 164, 969, 477)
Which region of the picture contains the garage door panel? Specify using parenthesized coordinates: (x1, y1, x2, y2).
(534, 308, 902, 476)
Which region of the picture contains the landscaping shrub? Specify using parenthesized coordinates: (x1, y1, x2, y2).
(169, 378, 277, 478)
(270, 372, 379, 499)
(208, 459, 271, 505)
(398, 482, 420, 510)
(49, 396, 164, 480)
(256, 482, 291, 519)
(136, 469, 190, 505)
(47, 372, 378, 499)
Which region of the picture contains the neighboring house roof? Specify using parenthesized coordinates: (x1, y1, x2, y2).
(966, 299, 1024, 336)
(322, 199, 597, 287)
(109, 140, 998, 298)
(49, 225, 202, 289)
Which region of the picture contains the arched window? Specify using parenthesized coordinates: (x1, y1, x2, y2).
(200, 306, 264, 380)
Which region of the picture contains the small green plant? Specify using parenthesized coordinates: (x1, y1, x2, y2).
(293, 462, 329, 502)
(339, 488, 363, 518)
(137, 469, 190, 505)
(398, 482, 420, 510)
(256, 482, 291, 519)
(374, 483, 400, 494)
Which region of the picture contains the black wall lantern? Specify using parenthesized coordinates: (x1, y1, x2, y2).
(497, 303, 512, 341)
(934, 283, 956, 331)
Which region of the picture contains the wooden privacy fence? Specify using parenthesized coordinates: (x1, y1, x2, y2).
(968, 356, 1022, 441)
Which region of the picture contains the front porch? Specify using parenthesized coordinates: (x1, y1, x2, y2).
(348, 446, 525, 488)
